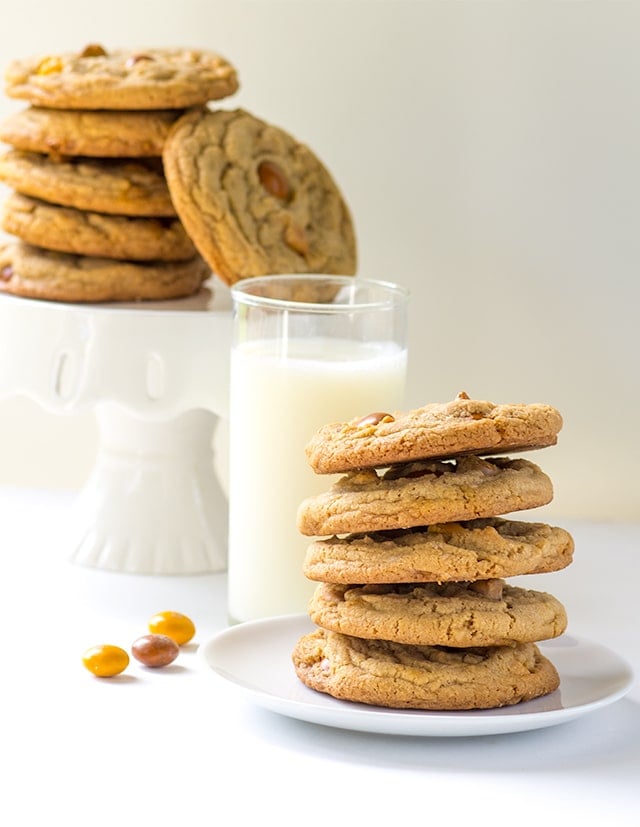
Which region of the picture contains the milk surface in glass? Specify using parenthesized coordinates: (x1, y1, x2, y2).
(227, 335, 407, 623)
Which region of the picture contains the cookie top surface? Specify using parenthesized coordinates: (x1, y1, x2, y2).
(0, 106, 185, 157)
(4, 46, 239, 110)
(296, 455, 553, 536)
(303, 517, 574, 583)
(305, 391, 563, 474)
(292, 629, 560, 710)
(0, 241, 209, 303)
(309, 581, 568, 648)
(162, 107, 357, 284)
(0, 149, 175, 216)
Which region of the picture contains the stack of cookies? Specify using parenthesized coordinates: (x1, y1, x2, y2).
(293, 391, 574, 711)
(0, 44, 239, 302)
(0, 44, 357, 302)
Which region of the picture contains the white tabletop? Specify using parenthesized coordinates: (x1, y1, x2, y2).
(1, 486, 639, 826)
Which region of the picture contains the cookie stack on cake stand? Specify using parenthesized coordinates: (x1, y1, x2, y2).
(293, 392, 574, 711)
(0, 44, 239, 302)
(0, 45, 240, 573)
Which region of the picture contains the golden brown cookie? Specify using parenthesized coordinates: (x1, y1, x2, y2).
(162, 107, 357, 285)
(308, 581, 568, 647)
(303, 518, 574, 584)
(0, 241, 209, 303)
(0, 149, 175, 216)
(297, 455, 553, 536)
(4, 46, 239, 110)
(1, 193, 196, 261)
(0, 106, 185, 157)
(292, 628, 560, 710)
(305, 391, 563, 474)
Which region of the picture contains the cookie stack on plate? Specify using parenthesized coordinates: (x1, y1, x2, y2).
(0, 44, 358, 303)
(0, 44, 238, 302)
(293, 391, 574, 711)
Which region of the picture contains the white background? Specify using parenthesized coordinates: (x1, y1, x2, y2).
(0, 0, 638, 521)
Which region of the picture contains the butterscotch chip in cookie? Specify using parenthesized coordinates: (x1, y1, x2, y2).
(162, 107, 357, 285)
(292, 629, 560, 710)
(0, 106, 185, 157)
(303, 518, 574, 583)
(0, 149, 175, 216)
(4, 47, 239, 110)
(297, 455, 553, 536)
(0, 241, 209, 303)
(309, 581, 568, 647)
(305, 391, 563, 474)
(1, 193, 197, 261)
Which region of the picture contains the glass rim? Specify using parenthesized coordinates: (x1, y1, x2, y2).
(230, 274, 409, 313)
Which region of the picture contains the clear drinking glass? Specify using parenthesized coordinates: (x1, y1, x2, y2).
(227, 275, 409, 623)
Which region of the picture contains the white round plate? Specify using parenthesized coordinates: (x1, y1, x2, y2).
(199, 614, 634, 737)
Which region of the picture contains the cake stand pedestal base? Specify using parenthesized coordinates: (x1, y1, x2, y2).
(0, 284, 232, 575)
(67, 404, 227, 574)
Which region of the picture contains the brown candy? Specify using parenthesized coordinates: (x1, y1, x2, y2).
(79, 44, 107, 58)
(284, 221, 309, 257)
(258, 160, 291, 201)
(355, 412, 395, 428)
(131, 634, 179, 668)
(469, 579, 505, 600)
(126, 53, 155, 69)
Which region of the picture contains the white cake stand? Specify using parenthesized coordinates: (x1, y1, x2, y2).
(0, 281, 232, 575)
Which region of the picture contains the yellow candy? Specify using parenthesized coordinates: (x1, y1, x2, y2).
(82, 644, 129, 678)
(148, 611, 196, 645)
(36, 56, 63, 75)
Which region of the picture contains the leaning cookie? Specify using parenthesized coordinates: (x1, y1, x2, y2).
(163, 107, 357, 285)
(0, 106, 185, 158)
(0, 242, 209, 303)
(303, 518, 574, 583)
(292, 629, 560, 710)
(0, 150, 175, 217)
(309, 580, 568, 647)
(297, 455, 553, 536)
(305, 391, 563, 474)
(4, 45, 239, 110)
(2, 193, 197, 261)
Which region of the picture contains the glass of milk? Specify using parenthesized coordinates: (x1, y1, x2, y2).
(227, 275, 409, 623)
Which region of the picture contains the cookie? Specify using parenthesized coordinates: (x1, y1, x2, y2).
(292, 629, 560, 710)
(297, 455, 553, 536)
(0, 106, 185, 157)
(0, 241, 209, 303)
(305, 391, 563, 474)
(303, 518, 574, 584)
(0, 149, 175, 216)
(308, 581, 568, 647)
(1, 193, 196, 261)
(4, 46, 239, 110)
(162, 107, 357, 285)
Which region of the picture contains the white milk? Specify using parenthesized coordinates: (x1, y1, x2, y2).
(227, 336, 407, 623)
